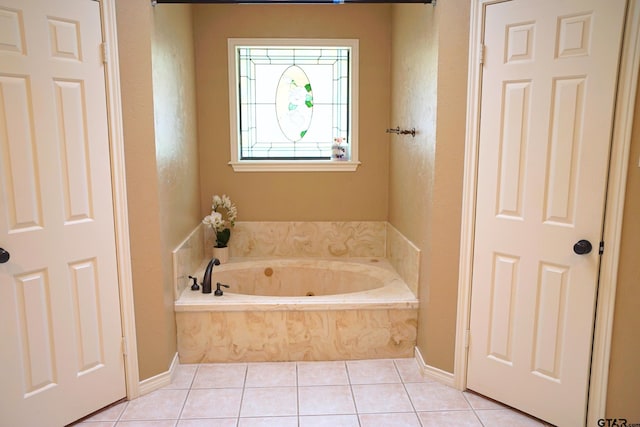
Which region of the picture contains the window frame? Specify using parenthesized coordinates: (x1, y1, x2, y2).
(227, 38, 360, 172)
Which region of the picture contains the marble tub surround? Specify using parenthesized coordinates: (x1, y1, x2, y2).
(386, 223, 420, 295)
(175, 221, 420, 297)
(176, 308, 418, 363)
(226, 221, 387, 258)
(172, 223, 206, 298)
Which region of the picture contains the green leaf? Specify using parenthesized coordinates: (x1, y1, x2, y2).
(300, 130, 307, 138)
(305, 83, 312, 92)
(288, 103, 297, 111)
(305, 100, 314, 108)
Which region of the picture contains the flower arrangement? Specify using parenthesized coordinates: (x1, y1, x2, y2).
(202, 195, 237, 248)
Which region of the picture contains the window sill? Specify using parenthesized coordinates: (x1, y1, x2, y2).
(229, 160, 361, 172)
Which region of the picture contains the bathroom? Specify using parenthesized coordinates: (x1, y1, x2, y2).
(114, 0, 639, 422)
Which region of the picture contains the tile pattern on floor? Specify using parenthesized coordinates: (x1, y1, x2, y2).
(78, 358, 551, 427)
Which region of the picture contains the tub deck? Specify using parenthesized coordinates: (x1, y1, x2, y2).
(175, 257, 418, 312)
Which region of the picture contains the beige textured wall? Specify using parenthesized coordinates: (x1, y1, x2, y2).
(193, 5, 391, 221)
(388, 1, 437, 356)
(151, 5, 201, 374)
(115, 0, 168, 381)
(389, 1, 469, 373)
(606, 78, 640, 422)
(116, 0, 199, 381)
(424, 0, 470, 372)
(389, 4, 437, 257)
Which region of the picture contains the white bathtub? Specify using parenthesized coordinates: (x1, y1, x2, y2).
(175, 258, 418, 363)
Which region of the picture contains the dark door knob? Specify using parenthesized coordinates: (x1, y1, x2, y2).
(0, 248, 9, 264)
(573, 240, 592, 255)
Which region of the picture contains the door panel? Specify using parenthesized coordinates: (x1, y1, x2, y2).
(467, 1, 626, 426)
(0, 75, 44, 232)
(0, 0, 126, 425)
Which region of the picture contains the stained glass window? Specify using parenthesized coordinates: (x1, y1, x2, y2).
(228, 39, 358, 170)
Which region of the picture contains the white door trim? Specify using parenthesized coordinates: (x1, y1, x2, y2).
(588, 1, 640, 423)
(455, 1, 640, 425)
(100, 0, 140, 400)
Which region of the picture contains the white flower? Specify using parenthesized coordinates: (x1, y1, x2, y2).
(206, 194, 238, 232)
(202, 211, 223, 228)
(212, 212, 224, 227)
(221, 194, 232, 209)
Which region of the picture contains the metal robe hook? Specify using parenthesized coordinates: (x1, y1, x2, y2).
(385, 126, 416, 137)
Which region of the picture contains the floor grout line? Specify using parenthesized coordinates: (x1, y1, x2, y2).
(175, 370, 192, 423)
(236, 363, 249, 422)
(393, 359, 422, 426)
(295, 362, 300, 427)
(462, 391, 486, 427)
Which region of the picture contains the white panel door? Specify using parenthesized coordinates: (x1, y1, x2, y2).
(0, 0, 126, 425)
(467, 1, 626, 426)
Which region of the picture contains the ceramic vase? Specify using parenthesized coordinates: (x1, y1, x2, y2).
(212, 246, 229, 264)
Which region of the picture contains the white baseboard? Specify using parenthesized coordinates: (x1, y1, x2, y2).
(414, 346, 456, 388)
(138, 352, 179, 396)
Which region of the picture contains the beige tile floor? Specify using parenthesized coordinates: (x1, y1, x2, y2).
(78, 358, 551, 427)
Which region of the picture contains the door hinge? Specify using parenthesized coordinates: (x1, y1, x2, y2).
(465, 330, 470, 348)
(122, 337, 128, 356)
(479, 44, 485, 65)
(599, 241, 605, 255)
(101, 42, 108, 64)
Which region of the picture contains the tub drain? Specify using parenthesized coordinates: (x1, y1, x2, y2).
(306, 292, 315, 296)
